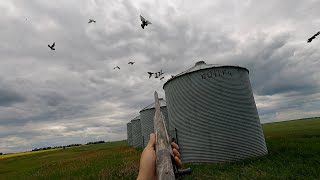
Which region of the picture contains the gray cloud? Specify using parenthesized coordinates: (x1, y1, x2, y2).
(0, 0, 319, 153)
(0, 88, 26, 106)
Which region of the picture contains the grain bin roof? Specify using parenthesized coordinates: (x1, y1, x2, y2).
(139, 98, 166, 112)
(131, 115, 140, 121)
(163, 61, 249, 88)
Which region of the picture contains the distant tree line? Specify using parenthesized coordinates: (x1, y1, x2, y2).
(31, 141, 105, 152)
(31, 144, 82, 151)
(64, 144, 82, 148)
(86, 141, 105, 145)
(1, 140, 107, 155)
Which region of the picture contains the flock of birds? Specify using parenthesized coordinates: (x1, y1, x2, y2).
(47, 15, 166, 80)
(46, 14, 318, 81)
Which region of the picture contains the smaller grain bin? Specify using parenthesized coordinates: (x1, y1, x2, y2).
(126, 122, 132, 146)
(140, 98, 169, 147)
(131, 115, 143, 148)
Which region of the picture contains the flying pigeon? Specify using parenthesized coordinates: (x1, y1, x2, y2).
(147, 72, 154, 78)
(113, 66, 120, 70)
(128, 62, 135, 65)
(154, 70, 164, 79)
(308, 31, 320, 43)
(88, 19, 96, 24)
(140, 15, 152, 29)
(155, 72, 160, 78)
(48, 42, 55, 50)
(160, 77, 164, 80)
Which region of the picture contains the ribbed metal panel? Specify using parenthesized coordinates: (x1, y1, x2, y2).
(126, 122, 132, 146)
(140, 99, 169, 147)
(163, 61, 268, 163)
(131, 116, 143, 148)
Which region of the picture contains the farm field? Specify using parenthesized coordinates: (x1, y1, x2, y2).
(0, 117, 319, 180)
(0, 148, 62, 160)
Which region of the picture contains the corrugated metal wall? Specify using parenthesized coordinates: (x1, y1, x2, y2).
(131, 117, 143, 148)
(140, 100, 169, 147)
(126, 122, 132, 146)
(163, 62, 268, 163)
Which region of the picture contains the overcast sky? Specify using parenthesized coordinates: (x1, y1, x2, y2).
(0, 0, 319, 153)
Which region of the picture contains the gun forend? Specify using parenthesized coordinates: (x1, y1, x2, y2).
(154, 91, 175, 180)
(154, 91, 191, 180)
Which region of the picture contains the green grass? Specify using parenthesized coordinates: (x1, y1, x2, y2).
(185, 117, 320, 180)
(0, 117, 319, 180)
(0, 141, 141, 180)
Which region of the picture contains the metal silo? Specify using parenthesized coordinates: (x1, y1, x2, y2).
(163, 61, 268, 163)
(131, 115, 143, 148)
(126, 122, 132, 146)
(139, 98, 169, 147)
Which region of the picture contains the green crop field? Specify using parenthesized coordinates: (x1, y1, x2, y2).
(0, 117, 319, 180)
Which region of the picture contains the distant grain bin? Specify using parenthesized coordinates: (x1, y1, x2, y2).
(163, 61, 268, 163)
(131, 115, 143, 148)
(126, 122, 132, 146)
(140, 98, 169, 147)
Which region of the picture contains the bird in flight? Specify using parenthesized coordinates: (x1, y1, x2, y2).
(113, 66, 120, 70)
(160, 77, 164, 80)
(128, 62, 135, 65)
(307, 31, 320, 43)
(48, 42, 55, 50)
(140, 15, 152, 29)
(88, 19, 96, 24)
(154, 70, 164, 79)
(155, 72, 160, 78)
(147, 72, 154, 78)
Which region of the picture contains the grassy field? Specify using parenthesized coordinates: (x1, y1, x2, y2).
(0, 148, 62, 160)
(0, 141, 141, 180)
(185, 117, 320, 180)
(0, 117, 319, 180)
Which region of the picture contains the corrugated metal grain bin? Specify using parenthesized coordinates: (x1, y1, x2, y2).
(163, 61, 268, 163)
(126, 122, 132, 146)
(131, 115, 143, 148)
(139, 98, 169, 147)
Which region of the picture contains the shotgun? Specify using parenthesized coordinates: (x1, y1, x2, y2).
(153, 91, 191, 180)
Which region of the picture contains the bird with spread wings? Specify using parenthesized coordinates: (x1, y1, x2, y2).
(140, 15, 152, 29)
(88, 19, 96, 24)
(48, 42, 55, 50)
(147, 72, 154, 78)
